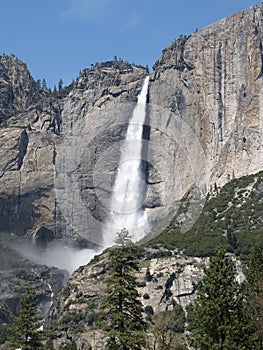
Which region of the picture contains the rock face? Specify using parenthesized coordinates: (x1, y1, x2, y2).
(147, 5, 263, 222)
(0, 127, 58, 237)
(0, 4, 263, 247)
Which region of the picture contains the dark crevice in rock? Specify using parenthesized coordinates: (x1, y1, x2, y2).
(160, 272, 176, 302)
(52, 145, 57, 165)
(34, 226, 55, 248)
(17, 130, 28, 170)
(176, 283, 198, 299)
(146, 180, 163, 185)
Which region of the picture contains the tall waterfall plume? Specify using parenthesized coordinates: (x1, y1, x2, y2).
(104, 76, 149, 245)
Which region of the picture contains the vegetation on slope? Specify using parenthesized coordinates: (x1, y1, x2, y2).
(149, 171, 263, 260)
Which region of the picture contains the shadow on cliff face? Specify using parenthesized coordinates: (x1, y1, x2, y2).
(10, 240, 100, 275)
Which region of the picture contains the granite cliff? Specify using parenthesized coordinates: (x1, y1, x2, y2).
(147, 4, 263, 225)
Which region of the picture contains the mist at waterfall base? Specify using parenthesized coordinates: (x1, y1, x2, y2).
(10, 240, 98, 275)
(103, 76, 150, 246)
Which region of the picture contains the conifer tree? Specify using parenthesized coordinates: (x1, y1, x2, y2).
(58, 78, 63, 92)
(42, 78, 47, 90)
(101, 229, 147, 350)
(245, 245, 263, 349)
(190, 248, 250, 350)
(7, 287, 43, 349)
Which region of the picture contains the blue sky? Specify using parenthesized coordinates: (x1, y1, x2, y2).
(1, 0, 259, 88)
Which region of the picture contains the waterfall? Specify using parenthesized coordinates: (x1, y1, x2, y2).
(104, 76, 149, 245)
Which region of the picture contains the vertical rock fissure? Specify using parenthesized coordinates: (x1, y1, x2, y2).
(15, 130, 29, 219)
(216, 43, 224, 143)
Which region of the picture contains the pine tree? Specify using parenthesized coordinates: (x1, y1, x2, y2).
(190, 248, 250, 350)
(7, 287, 43, 349)
(58, 78, 63, 92)
(245, 245, 263, 349)
(42, 78, 47, 90)
(101, 229, 147, 350)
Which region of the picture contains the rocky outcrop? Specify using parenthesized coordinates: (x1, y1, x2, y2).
(47, 248, 204, 348)
(46, 246, 247, 349)
(0, 54, 41, 122)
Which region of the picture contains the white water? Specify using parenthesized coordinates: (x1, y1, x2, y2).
(104, 76, 149, 245)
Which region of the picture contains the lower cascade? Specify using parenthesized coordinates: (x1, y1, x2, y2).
(104, 76, 149, 245)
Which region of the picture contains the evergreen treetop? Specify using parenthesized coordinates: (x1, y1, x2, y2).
(7, 287, 43, 350)
(190, 248, 250, 350)
(101, 229, 147, 350)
